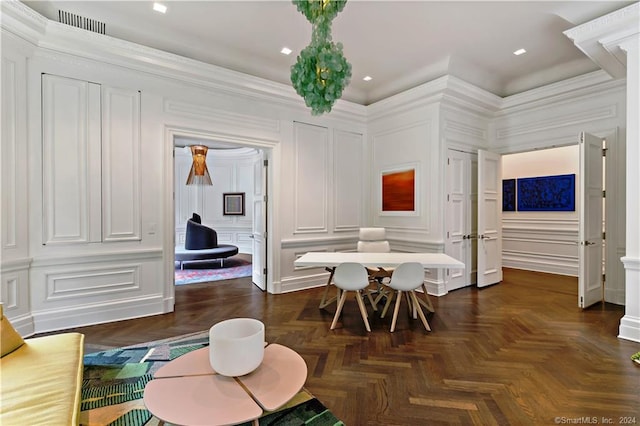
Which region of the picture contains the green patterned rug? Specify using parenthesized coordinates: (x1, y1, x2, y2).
(80, 332, 343, 426)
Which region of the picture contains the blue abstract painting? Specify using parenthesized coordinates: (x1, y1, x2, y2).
(502, 179, 516, 211)
(517, 174, 575, 211)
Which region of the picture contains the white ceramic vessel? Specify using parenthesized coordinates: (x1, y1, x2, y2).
(209, 318, 265, 377)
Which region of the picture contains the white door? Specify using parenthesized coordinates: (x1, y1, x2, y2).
(445, 150, 477, 291)
(578, 132, 603, 308)
(251, 153, 267, 290)
(477, 150, 502, 288)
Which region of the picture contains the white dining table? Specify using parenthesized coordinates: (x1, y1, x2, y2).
(294, 252, 464, 310)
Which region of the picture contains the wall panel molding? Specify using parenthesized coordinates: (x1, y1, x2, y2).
(502, 217, 579, 276)
(333, 129, 364, 232)
(102, 87, 141, 241)
(42, 74, 102, 244)
(496, 105, 617, 140)
(293, 122, 328, 233)
(2, 57, 17, 249)
(164, 99, 280, 134)
(45, 265, 140, 301)
(503, 251, 578, 276)
(30, 249, 161, 268)
(443, 118, 488, 141)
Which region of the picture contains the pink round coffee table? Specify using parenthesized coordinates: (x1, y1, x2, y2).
(143, 343, 307, 426)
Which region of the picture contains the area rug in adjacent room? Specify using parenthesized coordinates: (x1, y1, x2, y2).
(80, 331, 344, 426)
(175, 256, 252, 285)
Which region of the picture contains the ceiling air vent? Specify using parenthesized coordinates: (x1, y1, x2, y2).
(58, 10, 105, 35)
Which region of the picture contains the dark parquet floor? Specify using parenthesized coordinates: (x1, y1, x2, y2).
(56, 268, 640, 425)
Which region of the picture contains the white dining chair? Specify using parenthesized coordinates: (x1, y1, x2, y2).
(330, 262, 372, 332)
(357, 227, 393, 309)
(382, 262, 431, 332)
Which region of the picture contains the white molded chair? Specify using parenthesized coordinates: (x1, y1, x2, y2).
(330, 262, 372, 332)
(382, 262, 431, 333)
(357, 228, 393, 309)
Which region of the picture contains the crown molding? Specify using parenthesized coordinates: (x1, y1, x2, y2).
(0, 0, 47, 44)
(1, 0, 366, 123)
(366, 75, 502, 121)
(564, 2, 640, 79)
(498, 70, 625, 114)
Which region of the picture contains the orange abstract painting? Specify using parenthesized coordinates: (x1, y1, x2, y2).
(382, 169, 415, 211)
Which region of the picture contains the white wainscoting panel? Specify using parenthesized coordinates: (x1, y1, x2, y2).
(45, 266, 139, 300)
(29, 254, 164, 333)
(1, 273, 19, 309)
(294, 122, 328, 233)
(102, 86, 141, 241)
(333, 129, 364, 232)
(502, 218, 579, 276)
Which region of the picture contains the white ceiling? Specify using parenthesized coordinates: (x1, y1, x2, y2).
(22, 0, 635, 105)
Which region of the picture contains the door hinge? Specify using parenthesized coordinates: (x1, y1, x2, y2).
(602, 148, 608, 157)
(264, 194, 268, 203)
(447, 194, 450, 202)
(447, 158, 450, 165)
(602, 273, 606, 283)
(263, 267, 267, 275)
(602, 190, 606, 198)
(447, 231, 450, 238)
(264, 159, 268, 167)
(602, 231, 606, 240)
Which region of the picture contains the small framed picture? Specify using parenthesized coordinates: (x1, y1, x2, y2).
(223, 192, 245, 215)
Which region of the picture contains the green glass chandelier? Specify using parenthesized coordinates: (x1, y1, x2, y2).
(291, 0, 352, 115)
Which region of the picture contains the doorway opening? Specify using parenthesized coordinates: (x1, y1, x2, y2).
(163, 127, 275, 304)
(173, 141, 264, 288)
(445, 134, 614, 309)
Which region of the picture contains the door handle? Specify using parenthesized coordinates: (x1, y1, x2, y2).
(580, 241, 596, 246)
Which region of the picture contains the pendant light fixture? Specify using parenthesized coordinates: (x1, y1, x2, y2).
(186, 145, 212, 185)
(290, 0, 352, 115)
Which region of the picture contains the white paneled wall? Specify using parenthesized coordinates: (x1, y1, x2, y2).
(1, 33, 32, 333)
(334, 129, 365, 231)
(101, 86, 142, 241)
(41, 75, 102, 244)
(280, 122, 365, 293)
(293, 122, 329, 234)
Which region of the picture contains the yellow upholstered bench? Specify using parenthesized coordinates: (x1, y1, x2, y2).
(0, 304, 84, 425)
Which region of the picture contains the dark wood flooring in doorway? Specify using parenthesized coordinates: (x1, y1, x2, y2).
(63, 268, 639, 425)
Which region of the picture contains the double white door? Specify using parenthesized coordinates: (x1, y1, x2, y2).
(445, 149, 503, 291)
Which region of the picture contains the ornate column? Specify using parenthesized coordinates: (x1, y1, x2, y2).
(619, 34, 640, 343)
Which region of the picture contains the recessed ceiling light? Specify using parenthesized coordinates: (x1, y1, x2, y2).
(280, 47, 292, 55)
(513, 48, 527, 56)
(363, 76, 373, 82)
(153, 3, 167, 14)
